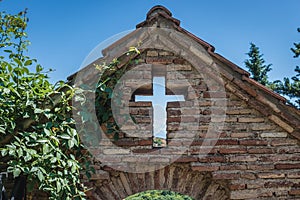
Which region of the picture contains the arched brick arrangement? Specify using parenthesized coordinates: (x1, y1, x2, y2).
(85, 164, 229, 200)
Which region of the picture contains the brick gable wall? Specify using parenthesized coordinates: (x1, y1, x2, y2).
(84, 49, 300, 199)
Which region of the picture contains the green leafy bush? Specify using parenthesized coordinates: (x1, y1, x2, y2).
(125, 190, 194, 200)
(0, 8, 90, 200)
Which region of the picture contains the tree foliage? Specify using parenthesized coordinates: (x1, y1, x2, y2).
(291, 28, 300, 58)
(0, 8, 89, 200)
(125, 190, 194, 200)
(272, 28, 300, 108)
(244, 43, 272, 86)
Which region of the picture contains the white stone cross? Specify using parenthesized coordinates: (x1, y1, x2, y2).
(135, 77, 185, 140)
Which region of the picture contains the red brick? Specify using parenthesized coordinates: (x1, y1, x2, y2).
(146, 50, 158, 57)
(181, 108, 200, 115)
(173, 58, 186, 64)
(212, 172, 240, 180)
(167, 110, 181, 116)
(240, 172, 256, 180)
(231, 132, 254, 138)
(167, 124, 181, 131)
(247, 148, 274, 154)
(260, 154, 300, 162)
(202, 108, 212, 115)
(198, 116, 211, 123)
(246, 181, 265, 189)
(239, 139, 268, 146)
(278, 147, 300, 154)
(191, 165, 219, 172)
(247, 164, 274, 170)
(216, 139, 239, 145)
(138, 140, 153, 146)
(199, 156, 226, 163)
(258, 190, 273, 198)
(203, 91, 227, 98)
(219, 147, 247, 154)
(167, 117, 181, 123)
(174, 64, 192, 71)
(271, 139, 298, 146)
(114, 140, 138, 146)
(230, 155, 258, 162)
(268, 115, 294, 133)
(192, 139, 219, 146)
(264, 181, 294, 188)
(175, 156, 198, 163)
(132, 149, 159, 154)
(287, 172, 300, 179)
(275, 163, 300, 170)
(195, 83, 208, 91)
(181, 116, 196, 122)
(129, 102, 152, 107)
(146, 57, 173, 64)
(289, 189, 300, 196)
(229, 184, 246, 190)
(167, 102, 180, 108)
(189, 147, 218, 155)
(159, 51, 174, 56)
(220, 165, 247, 170)
(226, 109, 254, 115)
(257, 172, 285, 179)
(135, 108, 151, 115)
(161, 148, 187, 155)
(238, 117, 265, 123)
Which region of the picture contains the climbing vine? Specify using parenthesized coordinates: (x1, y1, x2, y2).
(94, 47, 140, 140)
(0, 8, 91, 200)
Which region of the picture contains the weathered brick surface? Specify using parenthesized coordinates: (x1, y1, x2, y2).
(84, 48, 300, 199)
(53, 4, 300, 199)
(75, 44, 300, 199)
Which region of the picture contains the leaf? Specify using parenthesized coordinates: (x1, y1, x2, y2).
(70, 154, 75, 160)
(0, 126, 5, 134)
(37, 170, 44, 182)
(30, 167, 38, 172)
(36, 139, 48, 143)
(68, 139, 74, 148)
(3, 87, 10, 94)
(24, 59, 32, 66)
(13, 58, 22, 66)
(13, 168, 21, 178)
(44, 128, 51, 136)
(36, 65, 43, 72)
(56, 180, 62, 193)
(71, 164, 77, 173)
(42, 144, 50, 154)
(67, 160, 72, 167)
(58, 134, 71, 140)
(17, 148, 23, 157)
(24, 153, 32, 162)
(1, 149, 8, 157)
(34, 108, 44, 114)
(50, 157, 57, 163)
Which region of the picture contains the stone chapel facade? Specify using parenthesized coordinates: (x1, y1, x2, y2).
(70, 6, 300, 200)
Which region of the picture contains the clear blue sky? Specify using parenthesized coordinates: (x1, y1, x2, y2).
(1, 0, 299, 83)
